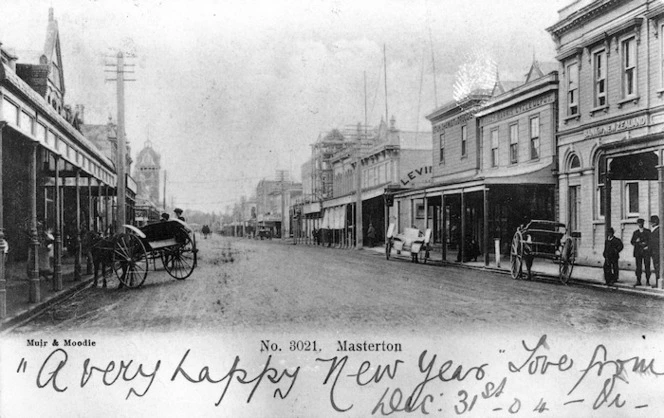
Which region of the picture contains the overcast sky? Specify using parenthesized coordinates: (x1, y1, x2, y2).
(0, 0, 568, 213)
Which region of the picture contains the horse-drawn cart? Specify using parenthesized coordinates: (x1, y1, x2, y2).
(385, 224, 432, 263)
(509, 220, 577, 284)
(111, 219, 198, 288)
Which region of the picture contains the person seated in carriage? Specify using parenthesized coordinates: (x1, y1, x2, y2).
(174, 208, 186, 222)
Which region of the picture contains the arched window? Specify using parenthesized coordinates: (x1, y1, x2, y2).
(568, 154, 580, 170)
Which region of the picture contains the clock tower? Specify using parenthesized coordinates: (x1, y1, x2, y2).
(134, 140, 161, 206)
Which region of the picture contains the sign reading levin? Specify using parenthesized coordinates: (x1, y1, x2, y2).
(400, 166, 432, 186)
(583, 115, 647, 139)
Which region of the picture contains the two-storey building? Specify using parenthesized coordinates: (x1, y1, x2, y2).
(394, 61, 559, 264)
(547, 0, 664, 272)
(319, 118, 431, 248)
(394, 91, 490, 261)
(0, 8, 118, 314)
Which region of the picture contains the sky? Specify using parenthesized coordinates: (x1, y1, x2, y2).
(0, 0, 568, 213)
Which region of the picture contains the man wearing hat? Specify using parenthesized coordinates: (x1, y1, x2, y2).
(174, 208, 186, 222)
(630, 218, 651, 286)
(651, 215, 660, 287)
(603, 227, 623, 285)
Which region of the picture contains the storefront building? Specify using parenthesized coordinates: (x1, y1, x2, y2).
(318, 118, 431, 248)
(0, 10, 117, 317)
(548, 0, 664, 270)
(394, 91, 491, 261)
(394, 62, 559, 263)
(474, 65, 559, 259)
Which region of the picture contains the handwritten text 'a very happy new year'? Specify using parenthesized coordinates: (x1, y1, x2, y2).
(16, 335, 664, 415)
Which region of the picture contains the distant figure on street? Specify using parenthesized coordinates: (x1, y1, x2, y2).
(651, 215, 660, 288)
(174, 208, 186, 222)
(630, 218, 651, 287)
(367, 223, 376, 247)
(201, 224, 211, 239)
(603, 227, 623, 286)
(160, 212, 170, 222)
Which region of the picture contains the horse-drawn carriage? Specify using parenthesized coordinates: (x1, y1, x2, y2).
(509, 220, 577, 284)
(385, 224, 432, 263)
(106, 219, 198, 288)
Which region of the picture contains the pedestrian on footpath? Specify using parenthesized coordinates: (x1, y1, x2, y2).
(630, 218, 651, 287)
(603, 227, 623, 286)
(651, 215, 660, 288)
(367, 223, 376, 248)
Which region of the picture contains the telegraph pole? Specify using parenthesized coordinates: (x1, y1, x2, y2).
(105, 51, 135, 228)
(276, 170, 288, 239)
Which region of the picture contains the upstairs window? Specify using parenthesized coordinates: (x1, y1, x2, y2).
(530, 116, 540, 160)
(567, 62, 579, 116)
(596, 156, 606, 218)
(439, 133, 445, 164)
(509, 123, 518, 164)
(622, 37, 636, 98)
(594, 50, 607, 107)
(461, 125, 467, 157)
(491, 129, 499, 167)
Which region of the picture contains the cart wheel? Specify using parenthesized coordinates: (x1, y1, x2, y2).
(164, 234, 196, 280)
(112, 233, 148, 288)
(510, 231, 523, 280)
(559, 237, 575, 285)
(385, 241, 391, 260)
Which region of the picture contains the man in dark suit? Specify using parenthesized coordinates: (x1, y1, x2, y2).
(603, 227, 623, 285)
(630, 218, 651, 287)
(651, 215, 660, 288)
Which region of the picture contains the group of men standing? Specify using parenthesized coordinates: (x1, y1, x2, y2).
(603, 216, 660, 288)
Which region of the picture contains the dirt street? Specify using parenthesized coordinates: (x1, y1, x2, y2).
(10, 236, 664, 336)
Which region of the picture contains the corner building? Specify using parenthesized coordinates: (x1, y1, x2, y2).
(548, 0, 664, 270)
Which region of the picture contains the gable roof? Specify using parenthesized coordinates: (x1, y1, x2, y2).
(525, 60, 559, 83)
(43, 8, 65, 95)
(492, 80, 522, 97)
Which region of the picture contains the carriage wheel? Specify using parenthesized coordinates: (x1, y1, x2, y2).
(385, 241, 392, 260)
(559, 238, 575, 285)
(510, 231, 523, 280)
(163, 234, 197, 280)
(112, 233, 148, 288)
